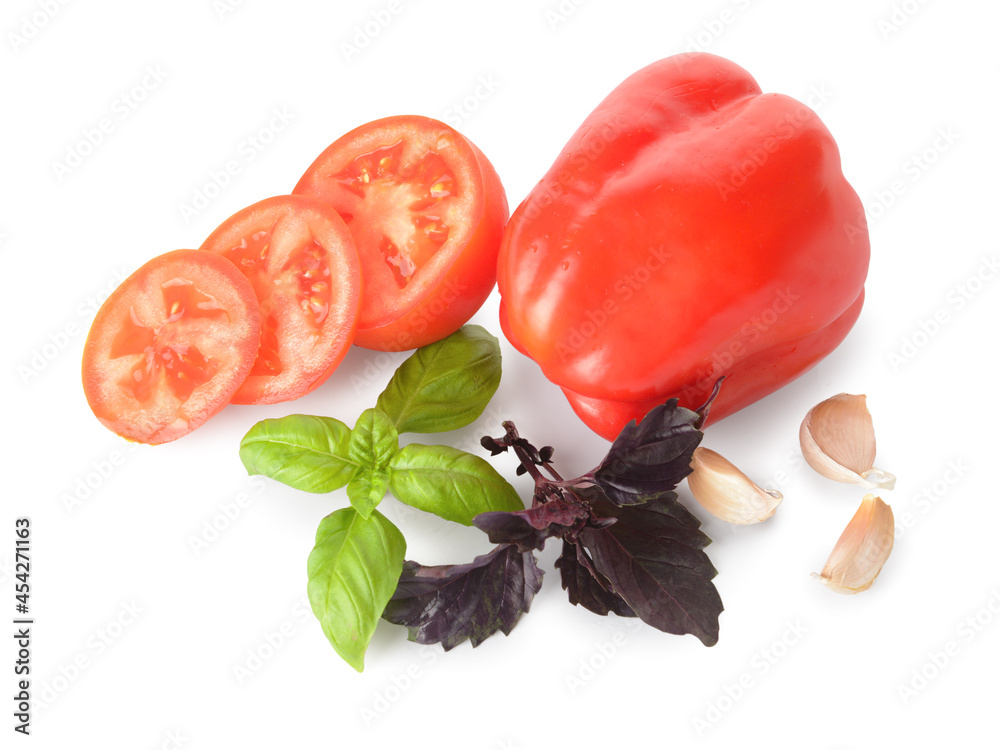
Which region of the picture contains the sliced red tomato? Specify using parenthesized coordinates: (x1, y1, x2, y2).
(82, 249, 261, 444)
(293, 115, 508, 351)
(199, 195, 362, 404)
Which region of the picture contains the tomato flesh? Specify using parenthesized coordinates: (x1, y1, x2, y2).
(332, 141, 455, 289)
(200, 195, 361, 404)
(111, 280, 231, 403)
(294, 115, 508, 351)
(225, 229, 332, 377)
(82, 249, 261, 445)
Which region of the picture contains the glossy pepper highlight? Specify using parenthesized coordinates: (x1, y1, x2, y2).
(497, 52, 870, 439)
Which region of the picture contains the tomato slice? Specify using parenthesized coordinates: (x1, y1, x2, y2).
(293, 115, 508, 351)
(82, 249, 261, 444)
(199, 195, 361, 404)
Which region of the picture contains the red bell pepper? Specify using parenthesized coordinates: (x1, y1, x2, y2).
(497, 52, 870, 439)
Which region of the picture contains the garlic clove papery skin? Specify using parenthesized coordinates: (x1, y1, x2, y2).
(815, 494, 894, 594)
(687, 447, 783, 525)
(800, 393, 896, 490)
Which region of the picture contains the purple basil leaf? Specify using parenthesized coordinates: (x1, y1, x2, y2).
(480, 435, 508, 456)
(381, 544, 543, 651)
(474, 497, 588, 552)
(593, 398, 704, 506)
(555, 539, 636, 618)
(578, 495, 722, 646)
(571, 481, 682, 519)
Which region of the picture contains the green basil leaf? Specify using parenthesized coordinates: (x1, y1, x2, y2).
(307, 507, 406, 672)
(347, 469, 391, 519)
(239, 415, 359, 493)
(376, 325, 502, 434)
(349, 408, 399, 470)
(388, 444, 524, 526)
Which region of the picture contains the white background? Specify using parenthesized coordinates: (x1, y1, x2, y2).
(3, 0, 998, 746)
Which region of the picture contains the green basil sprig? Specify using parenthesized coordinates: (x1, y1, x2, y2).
(238, 325, 521, 671)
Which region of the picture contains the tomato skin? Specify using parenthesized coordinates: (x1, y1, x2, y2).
(293, 115, 508, 351)
(82, 249, 261, 445)
(497, 53, 870, 438)
(199, 195, 361, 404)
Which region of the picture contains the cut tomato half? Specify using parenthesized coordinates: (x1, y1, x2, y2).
(293, 115, 508, 351)
(199, 195, 361, 404)
(82, 249, 261, 444)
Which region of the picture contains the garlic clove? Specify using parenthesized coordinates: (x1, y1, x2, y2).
(800, 393, 896, 490)
(815, 494, 894, 594)
(687, 447, 783, 525)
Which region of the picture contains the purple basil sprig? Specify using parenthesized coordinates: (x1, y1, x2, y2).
(383, 384, 725, 649)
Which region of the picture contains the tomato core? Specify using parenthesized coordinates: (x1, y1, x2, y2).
(220, 224, 335, 377)
(110, 277, 228, 404)
(332, 141, 455, 289)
